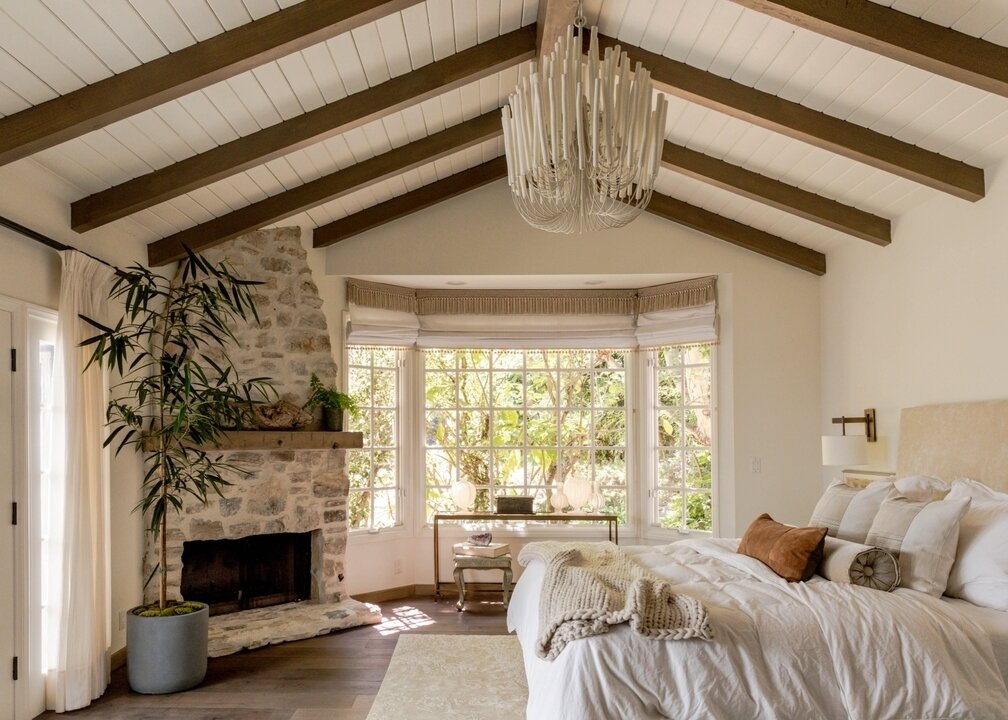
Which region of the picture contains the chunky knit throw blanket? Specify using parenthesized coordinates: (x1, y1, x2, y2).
(519, 541, 712, 660)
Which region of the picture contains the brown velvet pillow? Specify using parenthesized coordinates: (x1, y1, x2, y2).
(738, 513, 827, 582)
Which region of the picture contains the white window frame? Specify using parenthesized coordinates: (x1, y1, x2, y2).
(418, 348, 636, 533)
(642, 345, 718, 541)
(344, 344, 408, 538)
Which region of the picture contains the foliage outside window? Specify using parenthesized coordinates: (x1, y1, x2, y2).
(423, 348, 628, 523)
(347, 346, 402, 531)
(652, 345, 714, 532)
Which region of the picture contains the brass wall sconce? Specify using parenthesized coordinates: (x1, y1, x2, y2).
(831, 408, 877, 442)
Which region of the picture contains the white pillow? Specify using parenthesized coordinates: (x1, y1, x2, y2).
(893, 474, 950, 501)
(809, 480, 893, 543)
(865, 492, 971, 596)
(945, 479, 1008, 611)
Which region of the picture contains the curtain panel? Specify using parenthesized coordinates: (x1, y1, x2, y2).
(46, 251, 115, 712)
(346, 276, 717, 349)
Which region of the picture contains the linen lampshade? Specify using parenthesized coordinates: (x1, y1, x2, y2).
(821, 435, 868, 467)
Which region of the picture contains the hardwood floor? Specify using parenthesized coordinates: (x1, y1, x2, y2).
(38, 597, 509, 720)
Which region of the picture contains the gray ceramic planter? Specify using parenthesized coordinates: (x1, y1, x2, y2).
(127, 603, 209, 694)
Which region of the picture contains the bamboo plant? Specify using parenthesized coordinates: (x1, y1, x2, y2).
(81, 249, 275, 613)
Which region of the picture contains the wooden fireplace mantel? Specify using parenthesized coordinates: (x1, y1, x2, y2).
(143, 430, 364, 451)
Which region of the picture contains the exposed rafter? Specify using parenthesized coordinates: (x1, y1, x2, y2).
(313, 157, 509, 246)
(311, 156, 825, 275)
(71, 27, 537, 233)
(536, 0, 580, 56)
(731, 0, 1008, 100)
(646, 194, 826, 275)
(662, 144, 890, 245)
(146, 111, 503, 266)
(0, 0, 421, 166)
(600, 36, 986, 202)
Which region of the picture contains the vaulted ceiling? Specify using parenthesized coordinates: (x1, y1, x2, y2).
(2, 0, 1008, 275)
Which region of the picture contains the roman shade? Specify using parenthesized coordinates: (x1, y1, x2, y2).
(346, 276, 717, 349)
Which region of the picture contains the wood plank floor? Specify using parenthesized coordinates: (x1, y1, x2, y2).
(38, 597, 509, 720)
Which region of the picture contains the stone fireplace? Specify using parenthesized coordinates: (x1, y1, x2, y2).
(143, 227, 380, 656)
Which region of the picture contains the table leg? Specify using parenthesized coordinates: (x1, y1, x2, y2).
(433, 518, 440, 601)
(614, 520, 618, 545)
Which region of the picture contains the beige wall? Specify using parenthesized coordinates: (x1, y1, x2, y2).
(320, 179, 823, 593)
(821, 159, 1008, 478)
(0, 160, 148, 654)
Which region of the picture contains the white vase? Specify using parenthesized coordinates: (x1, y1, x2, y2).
(549, 488, 569, 512)
(564, 476, 592, 511)
(590, 481, 605, 513)
(449, 479, 477, 511)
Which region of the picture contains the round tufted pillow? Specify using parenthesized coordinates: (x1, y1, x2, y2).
(817, 536, 901, 592)
(849, 547, 901, 592)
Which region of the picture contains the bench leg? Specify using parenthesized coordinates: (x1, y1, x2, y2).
(502, 567, 513, 608)
(454, 566, 465, 611)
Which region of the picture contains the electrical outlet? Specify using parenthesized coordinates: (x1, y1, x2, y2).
(751, 457, 762, 474)
(393, 559, 403, 575)
(118, 609, 127, 631)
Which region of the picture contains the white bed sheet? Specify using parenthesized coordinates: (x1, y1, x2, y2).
(943, 595, 1008, 683)
(508, 539, 1008, 720)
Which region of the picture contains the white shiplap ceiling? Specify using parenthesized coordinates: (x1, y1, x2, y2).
(2, 0, 1008, 260)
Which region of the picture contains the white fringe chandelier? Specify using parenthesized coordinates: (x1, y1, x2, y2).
(501, 5, 668, 234)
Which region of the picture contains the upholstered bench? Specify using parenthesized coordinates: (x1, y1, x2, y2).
(453, 554, 513, 611)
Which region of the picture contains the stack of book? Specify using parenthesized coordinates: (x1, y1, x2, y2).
(453, 542, 510, 558)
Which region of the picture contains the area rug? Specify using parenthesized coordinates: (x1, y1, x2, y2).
(366, 634, 528, 720)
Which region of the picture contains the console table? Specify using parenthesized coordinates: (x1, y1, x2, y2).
(432, 512, 619, 601)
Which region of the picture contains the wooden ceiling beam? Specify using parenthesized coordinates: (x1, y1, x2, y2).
(313, 153, 825, 275)
(731, 0, 1008, 99)
(662, 143, 890, 245)
(600, 36, 985, 201)
(0, 0, 422, 166)
(646, 194, 826, 275)
(537, 0, 580, 56)
(146, 111, 503, 266)
(314, 157, 508, 246)
(71, 26, 535, 232)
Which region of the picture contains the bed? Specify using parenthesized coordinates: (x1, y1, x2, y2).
(507, 401, 1008, 719)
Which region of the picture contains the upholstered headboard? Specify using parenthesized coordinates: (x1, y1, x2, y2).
(896, 400, 1008, 492)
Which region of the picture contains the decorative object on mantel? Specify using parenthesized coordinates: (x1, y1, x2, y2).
(589, 481, 606, 513)
(304, 372, 359, 431)
(501, 0, 668, 234)
(450, 478, 478, 511)
(468, 531, 493, 546)
(252, 398, 313, 429)
(81, 247, 276, 695)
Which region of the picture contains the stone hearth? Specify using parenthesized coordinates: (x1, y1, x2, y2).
(143, 227, 380, 654)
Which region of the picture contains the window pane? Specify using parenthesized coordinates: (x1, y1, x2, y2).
(372, 346, 398, 367)
(686, 492, 713, 531)
(373, 489, 398, 529)
(373, 450, 396, 487)
(348, 452, 371, 489)
(425, 348, 628, 524)
(650, 345, 714, 532)
(492, 409, 524, 447)
(492, 372, 523, 407)
(656, 489, 683, 529)
(372, 410, 395, 447)
(372, 369, 397, 407)
(349, 491, 371, 530)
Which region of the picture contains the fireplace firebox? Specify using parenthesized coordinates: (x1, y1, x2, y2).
(180, 532, 313, 616)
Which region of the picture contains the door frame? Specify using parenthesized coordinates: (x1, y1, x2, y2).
(0, 294, 56, 720)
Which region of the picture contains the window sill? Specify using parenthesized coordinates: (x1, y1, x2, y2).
(348, 526, 410, 545)
(643, 527, 714, 543)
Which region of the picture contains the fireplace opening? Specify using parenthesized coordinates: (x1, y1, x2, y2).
(181, 532, 313, 616)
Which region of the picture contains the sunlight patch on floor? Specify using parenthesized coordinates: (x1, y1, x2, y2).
(374, 605, 436, 635)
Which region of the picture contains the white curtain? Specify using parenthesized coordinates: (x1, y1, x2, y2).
(45, 251, 115, 712)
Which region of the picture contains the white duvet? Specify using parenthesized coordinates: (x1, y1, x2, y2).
(508, 539, 1008, 720)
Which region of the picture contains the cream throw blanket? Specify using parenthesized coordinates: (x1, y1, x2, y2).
(518, 541, 712, 660)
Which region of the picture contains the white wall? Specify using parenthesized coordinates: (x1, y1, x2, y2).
(821, 159, 1008, 478)
(0, 160, 147, 654)
(320, 179, 823, 594)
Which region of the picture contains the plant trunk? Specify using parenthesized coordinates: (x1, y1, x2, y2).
(159, 438, 168, 610)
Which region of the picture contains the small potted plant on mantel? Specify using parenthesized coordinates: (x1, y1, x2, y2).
(304, 373, 359, 431)
(81, 248, 275, 694)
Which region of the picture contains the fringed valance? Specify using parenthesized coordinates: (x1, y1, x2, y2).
(346, 276, 718, 349)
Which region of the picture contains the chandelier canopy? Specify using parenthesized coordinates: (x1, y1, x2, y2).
(501, 14, 668, 234)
